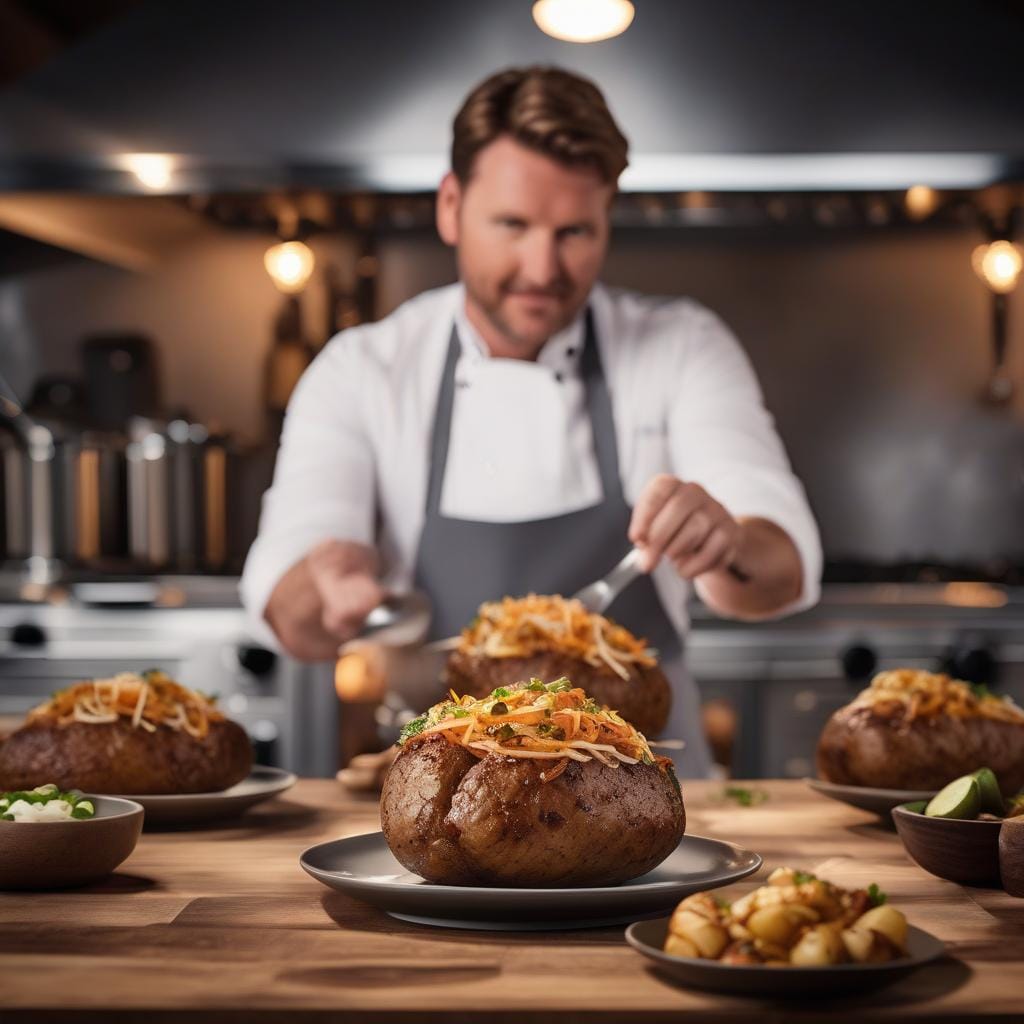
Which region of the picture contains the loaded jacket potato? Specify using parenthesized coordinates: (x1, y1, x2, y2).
(817, 669, 1024, 792)
(445, 595, 672, 737)
(381, 677, 685, 887)
(0, 670, 252, 794)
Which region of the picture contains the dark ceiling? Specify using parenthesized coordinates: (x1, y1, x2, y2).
(1, 1, 1024, 193)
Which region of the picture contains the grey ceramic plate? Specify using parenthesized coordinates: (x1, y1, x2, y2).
(804, 778, 935, 818)
(300, 830, 762, 930)
(116, 766, 297, 826)
(626, 917, 946, 997)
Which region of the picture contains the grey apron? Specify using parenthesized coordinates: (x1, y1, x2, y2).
(412, 311, 712, 776)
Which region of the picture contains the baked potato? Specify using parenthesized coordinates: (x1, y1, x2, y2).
(817, 669, 1024, 792)
(445, 595, 672, 737)
(0, 670, 252, 795)
(380, 677, 685, 887)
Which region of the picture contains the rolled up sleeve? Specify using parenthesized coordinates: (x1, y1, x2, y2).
(667, 308, 822, 616)
(239, 336, 376, 645)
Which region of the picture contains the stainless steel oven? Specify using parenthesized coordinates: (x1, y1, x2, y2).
(0, 577, 340, 777)
(687, 583, 1024, 779)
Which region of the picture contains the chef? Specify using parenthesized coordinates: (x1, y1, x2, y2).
(241, 66, 821, 777)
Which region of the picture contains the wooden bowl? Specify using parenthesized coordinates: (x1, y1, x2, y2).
(0, 795, 144, 889)
(892, 803, 1002, 886)
(999, 816, 1024, 897)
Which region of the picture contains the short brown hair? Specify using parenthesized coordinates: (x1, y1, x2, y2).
(451, 66, 629, 186)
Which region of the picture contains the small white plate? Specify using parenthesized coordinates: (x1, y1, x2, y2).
(116, 765, 297, 826)
(300, 831, 762, 930)
(804, 778, 935, 819)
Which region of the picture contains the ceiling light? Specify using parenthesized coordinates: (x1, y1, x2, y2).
(532, 0, 634, 43)
(123, 153, 175, 191)
(264, 240, 316, 294)
(972, 240, 1023, 294)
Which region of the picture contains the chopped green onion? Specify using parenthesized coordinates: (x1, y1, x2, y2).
(397, 715, 428, 745)
(723, 786, 768, 808)
(868, 883, 887, 906)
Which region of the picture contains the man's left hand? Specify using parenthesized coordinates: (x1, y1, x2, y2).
(628, 474, 740, 578)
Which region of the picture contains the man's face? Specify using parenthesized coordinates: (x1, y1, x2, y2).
(437, 136, 613, 357)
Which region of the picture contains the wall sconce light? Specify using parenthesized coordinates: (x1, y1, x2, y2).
(972, 231, 1021, 405)
(532, 0, 634, 43)
(264, 240, 316, 294)
(972, 239, 1023, 294)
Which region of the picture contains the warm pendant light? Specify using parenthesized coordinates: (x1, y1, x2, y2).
(532, 0, 635, 43)
(264, 240, 316, 294)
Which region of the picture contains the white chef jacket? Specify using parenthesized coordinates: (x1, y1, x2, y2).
(240, 282, 822, 648)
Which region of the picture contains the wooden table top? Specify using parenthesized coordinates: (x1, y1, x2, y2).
(1, 778, 1020, 1023)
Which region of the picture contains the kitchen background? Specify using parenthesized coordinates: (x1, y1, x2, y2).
(0, 0, 1022, 778)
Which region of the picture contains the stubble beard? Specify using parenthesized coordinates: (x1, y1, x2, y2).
(464, 276, 582, 357)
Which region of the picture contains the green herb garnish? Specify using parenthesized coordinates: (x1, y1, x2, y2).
(970, 682, 993, 700)
(398, 715, 428, 745)
(867, 883, 887, 906)
(723, 786, 768, 808)
(492, 687, 511, 699)
(793, 870, 817, 885)
(546, 678, 573, 693)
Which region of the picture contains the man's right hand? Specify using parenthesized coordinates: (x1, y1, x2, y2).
(265, 539, 385, 662)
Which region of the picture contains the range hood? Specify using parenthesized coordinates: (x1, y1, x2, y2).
(1, 0, 1024, 194)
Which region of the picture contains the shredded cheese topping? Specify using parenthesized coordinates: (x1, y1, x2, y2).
(29, 670, 223, 738)
(851, 669, 1024, 725)
(399, 677, 672, 781)
(458, 594, 657, 681)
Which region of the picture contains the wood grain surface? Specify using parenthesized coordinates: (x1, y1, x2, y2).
(0, 779, 1020, 1023)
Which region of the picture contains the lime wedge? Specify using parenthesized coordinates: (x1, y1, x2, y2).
(925, 775, 981, 819)
(971, 767, 1004, 816)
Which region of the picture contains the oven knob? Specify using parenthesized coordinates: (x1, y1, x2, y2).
(237, 643, 277, 677)
(10, 622, 46, 647)
(840, 643, 877, 683)
(944, 646, 996, 687)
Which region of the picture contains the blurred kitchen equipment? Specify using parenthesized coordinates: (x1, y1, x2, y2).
(0, 584, 337, 777)
(127, 418, 236, 572)
(25, 375, 86, 423)
(0, 371, 63, 583)
(81, 334, 160, 430)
